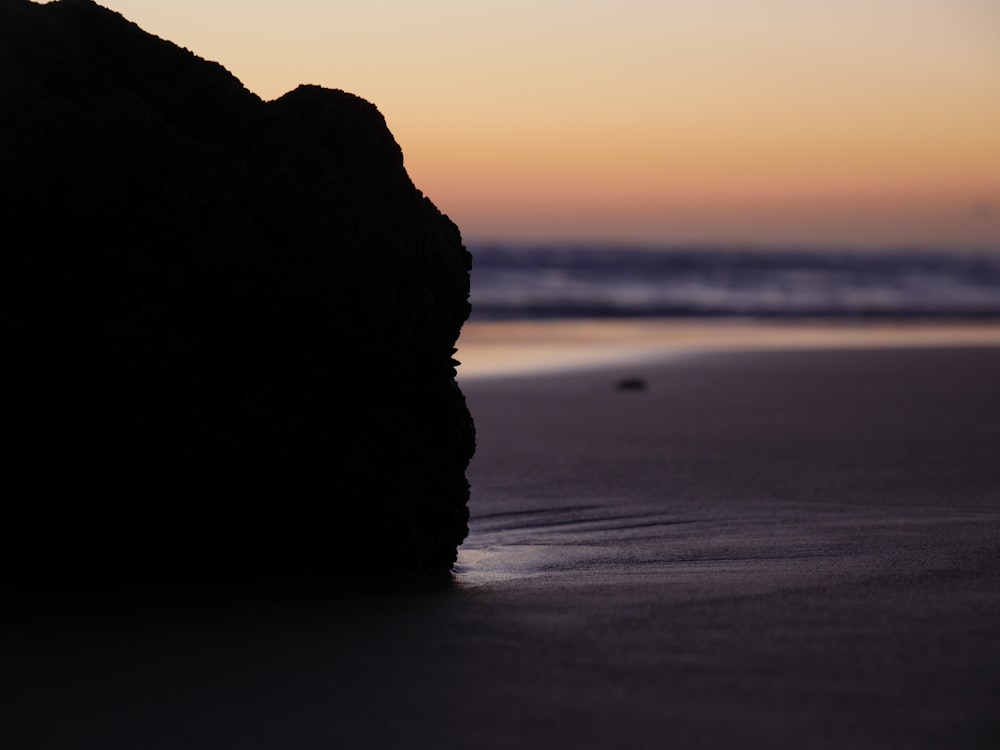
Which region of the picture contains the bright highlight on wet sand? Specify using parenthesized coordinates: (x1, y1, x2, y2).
(457, 319, 1000, 377)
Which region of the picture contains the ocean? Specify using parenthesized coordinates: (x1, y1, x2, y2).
(467, 244, 1000, 321)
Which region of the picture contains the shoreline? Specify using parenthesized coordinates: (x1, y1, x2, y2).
(456, 318, 1000, 378)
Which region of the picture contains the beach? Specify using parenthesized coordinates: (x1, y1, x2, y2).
(4, 324, 1000, 749)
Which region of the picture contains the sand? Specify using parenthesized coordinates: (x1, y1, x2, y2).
(456, 318, 1000, 377)
(3, 331, 1000, 749)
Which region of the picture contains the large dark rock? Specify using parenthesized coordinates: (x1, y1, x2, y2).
(0, 0, 475, 582)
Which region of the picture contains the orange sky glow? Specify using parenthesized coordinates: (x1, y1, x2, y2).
(38, 0, 1000, 248)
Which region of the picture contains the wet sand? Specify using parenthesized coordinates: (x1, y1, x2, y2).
(4, 334, 1000, 749)
(456, 318, 1000, 377)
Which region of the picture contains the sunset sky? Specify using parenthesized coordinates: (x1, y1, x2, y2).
(50, 0, 1000, 249)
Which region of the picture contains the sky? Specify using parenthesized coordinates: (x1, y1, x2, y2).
(44, 0, 1000, 249)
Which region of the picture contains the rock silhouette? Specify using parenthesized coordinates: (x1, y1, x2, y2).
(0, 0, 474, 582)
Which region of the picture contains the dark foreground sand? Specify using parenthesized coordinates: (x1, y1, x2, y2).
(4, 343, 1000, 749)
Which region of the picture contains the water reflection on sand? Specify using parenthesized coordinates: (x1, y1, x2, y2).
(455, 319, 1000, 379)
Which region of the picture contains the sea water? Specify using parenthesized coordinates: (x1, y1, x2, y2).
(468, 244, 1000, 321)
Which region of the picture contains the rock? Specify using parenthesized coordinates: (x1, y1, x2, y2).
(615, 377, 648, 391)
(0, 0, 475, 582)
